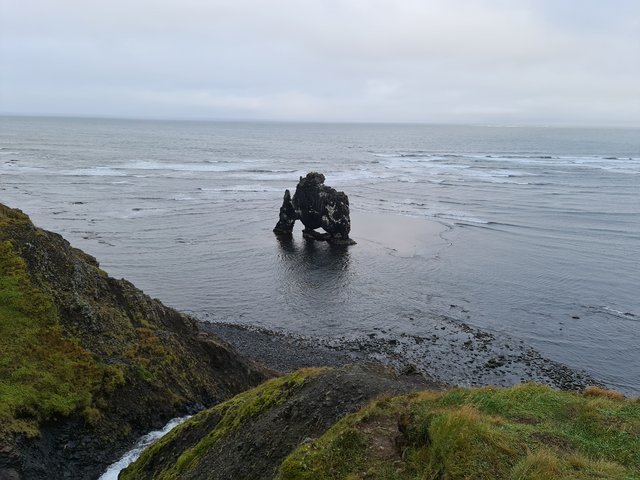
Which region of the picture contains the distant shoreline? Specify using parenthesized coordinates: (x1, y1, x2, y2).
(2, 114, 640, 130)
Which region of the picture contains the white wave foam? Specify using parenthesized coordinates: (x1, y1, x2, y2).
(384, 160, 537, 184)
(171, 194, 195, 201)
(0, 164, 49, 174)
(373, 150, 640, 174)
(200, 185, 283, 193)
(329, 169, 394, 185)
(124, 160, 240, 173)
(62, 167, 129, 177)
(380, 151, 640, 181)
(433, 212, 491, 224)
(590, 306, 638, 321)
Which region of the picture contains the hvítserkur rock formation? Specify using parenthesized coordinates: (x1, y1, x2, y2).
(273, 172, 356, 245)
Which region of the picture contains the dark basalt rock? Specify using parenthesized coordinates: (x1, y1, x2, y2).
(273, 189, 296, 235)
(273, 172, 356, 245)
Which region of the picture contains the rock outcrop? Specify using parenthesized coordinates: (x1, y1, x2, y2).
(121, 368, 639, 480)
(274, 172, 356, 245)
(0, 204, 268, 480)
(121, 365, 430, 480)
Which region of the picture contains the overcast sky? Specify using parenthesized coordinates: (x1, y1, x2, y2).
(1, 0, 639, 126)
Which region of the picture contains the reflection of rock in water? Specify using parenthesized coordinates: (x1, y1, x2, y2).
(275, 234, 296, 253)
(276, 234, 351, 273)
(274, 172, 356, 245)
(275, 234, 352, 310)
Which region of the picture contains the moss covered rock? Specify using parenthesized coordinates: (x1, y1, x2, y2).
(0, 204, 267, 479)
(122, 365, 432, 480)
(124, 367, 639, 480)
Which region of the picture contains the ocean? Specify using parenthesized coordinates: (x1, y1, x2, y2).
(1, 116, 638, 394)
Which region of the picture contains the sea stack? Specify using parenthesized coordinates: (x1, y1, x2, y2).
(274, 172, 356, 245)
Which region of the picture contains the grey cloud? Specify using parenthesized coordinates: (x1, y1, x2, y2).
(1, 0, 639, 125)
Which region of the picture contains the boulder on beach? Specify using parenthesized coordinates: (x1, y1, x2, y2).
(273, 172, 356, 245)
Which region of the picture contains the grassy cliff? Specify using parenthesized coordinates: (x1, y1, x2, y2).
(277, 384, 639, 480)
(122, 368, 327, 480)
(0, 204, 267, 479)
(121, 365, 432, 480)
(0, 234, 123, 440)
(124, 368, 639, 480)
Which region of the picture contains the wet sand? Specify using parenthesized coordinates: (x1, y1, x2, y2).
(349, 210, 449, 257)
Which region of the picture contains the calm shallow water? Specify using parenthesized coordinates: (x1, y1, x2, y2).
(1, 116, 639, 394)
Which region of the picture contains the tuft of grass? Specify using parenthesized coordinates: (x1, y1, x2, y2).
(275, 399, 381, 480)
(583, 385, 625, 401)
(510, 449, 627, 480)
(421, 404, 519, 478)
(121, 368, 326, 480)
(276, 383, 640, 480)
(0, 240, 122, 439)
(0, 205, 31, 229)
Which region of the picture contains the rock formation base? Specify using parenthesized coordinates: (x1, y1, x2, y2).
(273, 172, 356, 245)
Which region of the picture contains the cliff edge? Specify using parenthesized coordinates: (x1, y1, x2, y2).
(0, 203, 268, 479)
(123, 368, 639, 480)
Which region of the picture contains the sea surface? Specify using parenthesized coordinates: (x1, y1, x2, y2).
(1, 116, 639, 394)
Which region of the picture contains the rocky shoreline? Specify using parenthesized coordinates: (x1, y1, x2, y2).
(202, 318, 600, 392)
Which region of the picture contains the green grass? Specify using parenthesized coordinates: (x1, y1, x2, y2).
(0, 240, 123, 439)
(275, 402, 373, 480)
(276, 383, 640, 480)
(1, 202, 257, 444)
(121, 368, 326, 480)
